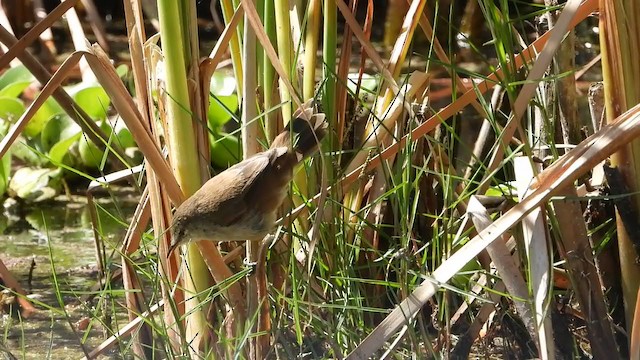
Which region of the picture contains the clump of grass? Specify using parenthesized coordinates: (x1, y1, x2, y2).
(2, 0, 639, 359)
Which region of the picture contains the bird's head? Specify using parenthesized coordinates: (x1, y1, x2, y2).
(168, 211, 189, 256)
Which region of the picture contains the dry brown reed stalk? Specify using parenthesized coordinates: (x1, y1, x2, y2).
(514, 158, 554, 356)
(336, 0, 399, 93)
(277, 0, 597, 230)
(0, 2, 20, 67)
(339, 0, 428, 267)
(468, 195, 539, 346)
(0, 258, 36, 316)
(89, 39, 187, 352)
(81, 300, 165, 360)
(0, 28, 121, 161)
(340, 0, 373, 148)
(77, 0, 109, 51)
(82, 241, 255, 359)
(84, 45, 183, 203)
(411, 1, 490, 120)
(242, 0, 304, 113)
(120, 0, 187, 351)
(348, 98, 640, 359)
(200, 6, 245, 137)
(599, 0, 640, 335)
(242, 3, 260, 356)
(0, 0, 78, 69)
(85, 165, 145, 275)
(61, 0, 95, 82)
(476, 0, 594, 194)
(632, 288, 640, 359)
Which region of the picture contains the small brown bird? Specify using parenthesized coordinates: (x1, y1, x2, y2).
(168, 103, 326, 255)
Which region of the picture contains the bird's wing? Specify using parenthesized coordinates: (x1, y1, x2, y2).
(190, 148, 288, 226)
(192, 151, 273, 222)
(232, 150, 279, 192)
(232, 147, 288, 189)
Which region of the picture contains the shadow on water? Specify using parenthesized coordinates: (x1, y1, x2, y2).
(0, 190, 138, 359)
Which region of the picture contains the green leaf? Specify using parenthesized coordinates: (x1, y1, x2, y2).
(0, 126, 10, 195)
(210, 71, 237, 96)
(485, 184, 516, 198)
(116, 64, 129, 78)
(208, 94, 238, 128)
(69, 84, 111, 120)
(0, 65, 35, 91)
(0, 117, 8, 135)
(347, 73, 379, 94)
(10, 139, 46, 166)
(114, 122, 135, 148)
(78, 121, 110, 169)
(78, 134, 103, 169)
(41, 114, 81, 151)
(0, 154, 9, 195)
(8, 167, 61, 203)
(24, 98, 63, 137)
(78, 120, 128, 169)
(0, 97, 25, 122)
(49, 132, 82, 164)
(0, 97, 63, 138)
(210, 132, 241, 168)
(0, 81, 32, 98)
(117, 128, 135, 149)
(207, 72, 238, 128)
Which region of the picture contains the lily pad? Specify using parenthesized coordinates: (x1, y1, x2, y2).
(0, 125, 10, 195)
(210, 71, 237, 96)
(347, 73, 379, 94)
(0, 65, 35, 93)
(0, 97, 25, 122)
(116, 64, 129, 78)
(0, 81, 33, 98)
(50, 132, 82, 165)
(113, 118, 136, 149)
(210, 132, 241, 168)
(208, 94, 238, 128)
(0, 154, 8, 196)
(68, 83, 111, 120)
(8, 167, 61, 203)
(41, 114, 82, 151)
(9, 138, 46, 166)
(25, 98, 63, 138)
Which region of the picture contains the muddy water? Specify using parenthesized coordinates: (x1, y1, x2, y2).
(0, 190, 138, 359)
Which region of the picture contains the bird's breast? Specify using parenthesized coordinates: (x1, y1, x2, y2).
(188, 208, 275, 242)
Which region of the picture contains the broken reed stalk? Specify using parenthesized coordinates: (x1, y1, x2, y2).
(242, 1, 261, 356)
(599, 0, 640, 331)
(157, 0, 212, 353)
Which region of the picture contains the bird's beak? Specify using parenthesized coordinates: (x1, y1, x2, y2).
(167, 242, 179, 258)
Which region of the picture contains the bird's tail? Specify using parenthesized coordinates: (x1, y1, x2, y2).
(271, 100, 327, 161)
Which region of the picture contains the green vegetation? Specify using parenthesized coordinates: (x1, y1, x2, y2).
(1, 0, 638, 359)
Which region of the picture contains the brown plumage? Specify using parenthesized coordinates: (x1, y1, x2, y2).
(168, 103, 326, 255)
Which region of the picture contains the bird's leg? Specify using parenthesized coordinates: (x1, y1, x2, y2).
(255, 234, 274, 358)
(243, 234, 276, 274)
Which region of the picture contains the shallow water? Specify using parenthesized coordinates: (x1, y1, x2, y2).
(0, 191, 138, 359)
